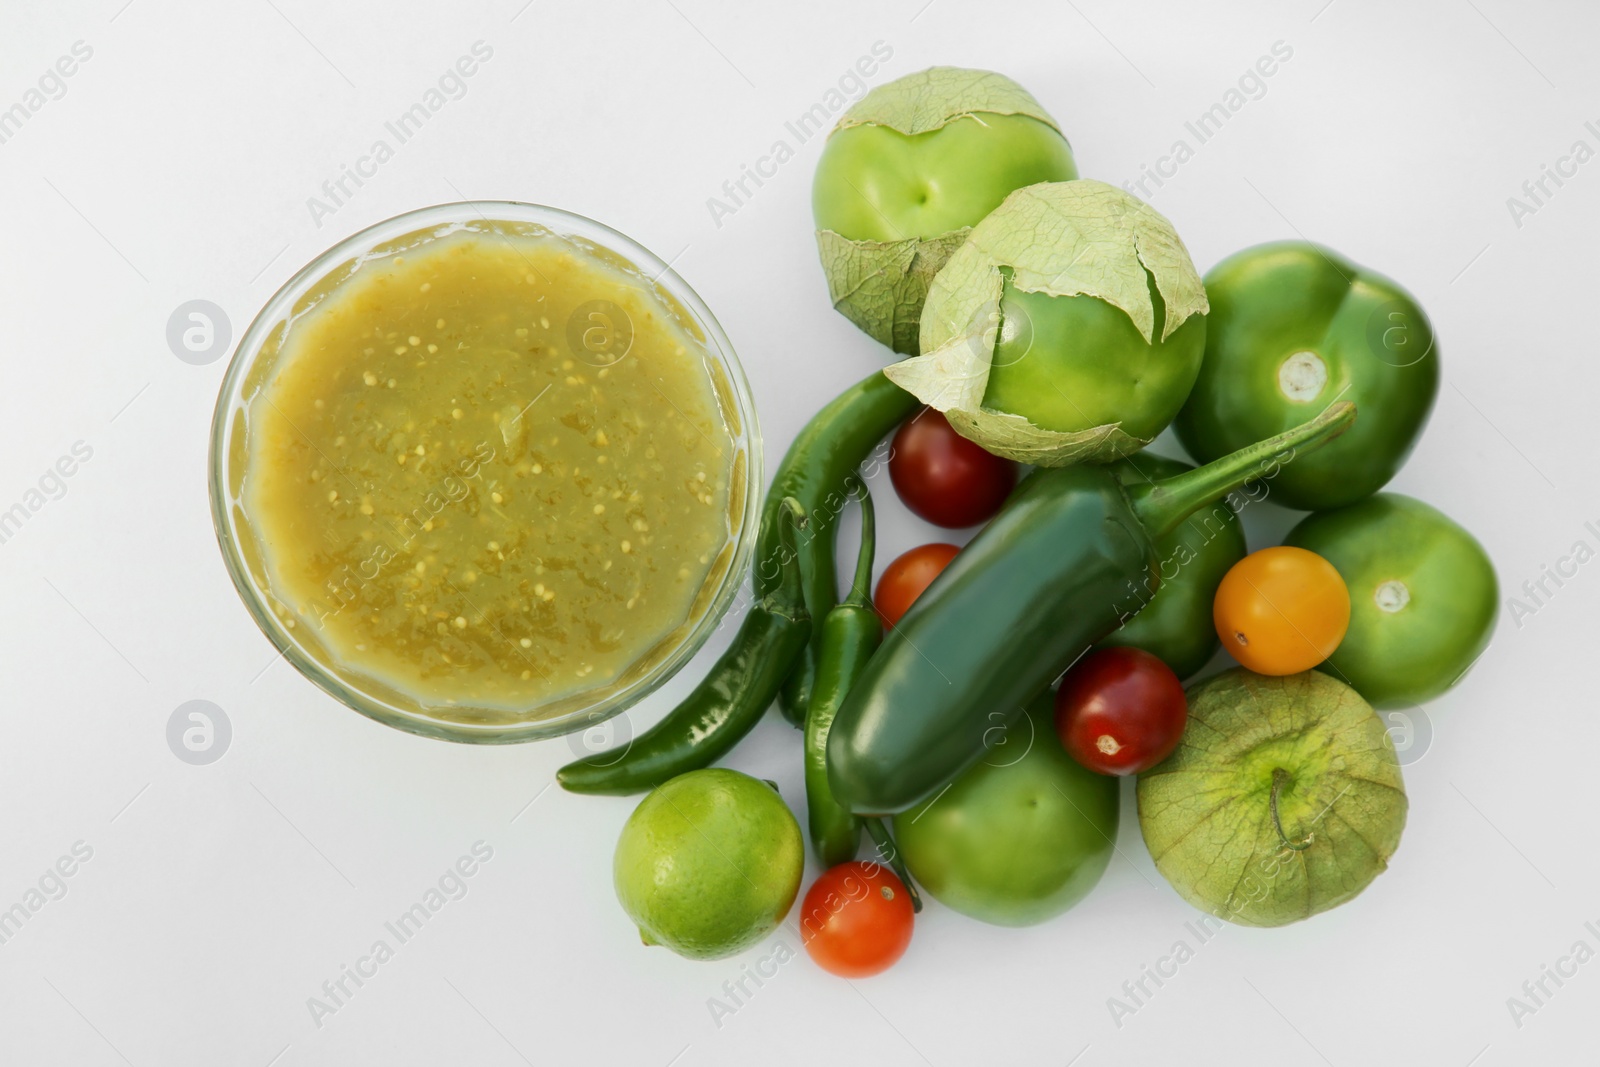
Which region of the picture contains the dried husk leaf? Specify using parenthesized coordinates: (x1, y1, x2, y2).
(1136, 669, 1407, 928)
(818, 67, 1066, 355)
(884, 180, 1208, 465)
(817, 229, 971, 356)
(833, 66, 1062, 137)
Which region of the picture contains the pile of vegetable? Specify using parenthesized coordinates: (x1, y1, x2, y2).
(565, 66, 1498, 972)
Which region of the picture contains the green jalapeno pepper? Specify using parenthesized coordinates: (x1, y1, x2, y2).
(828, 402, 1358, 815)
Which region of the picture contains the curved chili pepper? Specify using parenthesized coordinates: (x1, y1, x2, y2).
(557, 499, 810, 796)
(763, 372, 917, 726)
(802, 483, 924, 911)
(863, 816, 922, 914)
(803, 483, 878, 867)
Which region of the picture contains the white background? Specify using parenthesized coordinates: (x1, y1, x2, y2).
(0, 0, 1594, 1063)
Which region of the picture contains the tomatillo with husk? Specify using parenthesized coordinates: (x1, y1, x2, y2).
(812, 67, 1077, 355)
(886, 180, 1208, 466)
(1137, 669, 1406, 927)
(1175, 240, 1439, 510)
(1285, 493, 1497, 708)
(1098, 452, 1247, 679)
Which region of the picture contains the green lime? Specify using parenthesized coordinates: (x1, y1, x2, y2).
(613, 769, 803, 961)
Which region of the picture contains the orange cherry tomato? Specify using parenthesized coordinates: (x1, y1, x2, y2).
(1213, 546, 1350, 675)
(874, 543, 960, 629)
(800, 861, 914, 978)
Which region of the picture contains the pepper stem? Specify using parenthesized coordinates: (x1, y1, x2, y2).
(842, 481, 876, 611)
(1126, 401, 1356, 540)
(1270, 768, 1314, 852)
(864, 817, 922, 913)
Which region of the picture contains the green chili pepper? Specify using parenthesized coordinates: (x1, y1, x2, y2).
(804, 483, 878, 868)
(828, 402, 1359, 815)
(765, 372, 917, 726)
(800, 483, 924, 912)
(863, 815, 922, 914)
(557, 500, 811, 796)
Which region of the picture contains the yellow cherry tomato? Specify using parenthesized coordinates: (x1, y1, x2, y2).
(1213, 546, 1350, 675)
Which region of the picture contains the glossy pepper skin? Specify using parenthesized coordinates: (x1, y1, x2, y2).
(556, 502, 810, 796)
(1286, 493, 1497, 708)
(804, 486, 880, 867)
(828, 403, 1358, 815)
(801, 487, 922, 908)
(1098, 452, 1247, 679)
(1175, 241, 1438, 511)
(766, 373, 918, 726)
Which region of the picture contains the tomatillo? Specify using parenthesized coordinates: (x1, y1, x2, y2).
(1285, 493, 1497, 708)
(1138, 669, 1405, 927)
(983, 276, 1205, 446)
(1098, 452, 1247, 679)
(1175, 241, 1438, 510)
(813, 67, 1077, 354)
(887, 180, 1209, 467)
(892, 696, 1117, 927)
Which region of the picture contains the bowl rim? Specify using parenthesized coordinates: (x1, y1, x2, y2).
(208, 200, 762, 744)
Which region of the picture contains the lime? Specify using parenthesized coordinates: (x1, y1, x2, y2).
(614, 769, 803, 961)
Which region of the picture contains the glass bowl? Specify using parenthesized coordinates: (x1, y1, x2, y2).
(209, 202, 760, 743)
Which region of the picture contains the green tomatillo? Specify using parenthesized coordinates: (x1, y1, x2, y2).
(1098, 452, 1248, 679)
(1285, 493, 1497, 708)
(886, 180, 1208, 466)
(893, 695, 1117, 927)
(1175, 240, 1438, 510)
(812, 67, 1077, 354)
(1138, 669, 1406, 927)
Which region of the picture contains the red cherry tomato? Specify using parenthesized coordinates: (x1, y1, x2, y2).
(874, 543, 960, 629)
(800, 861, 914, 978)
(889, 407, 1016, 528)
(1054, 647, 1187, 776)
